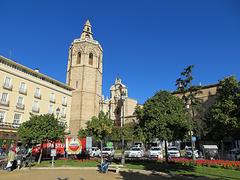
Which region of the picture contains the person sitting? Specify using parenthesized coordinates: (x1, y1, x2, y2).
(99, 158, 110, 173)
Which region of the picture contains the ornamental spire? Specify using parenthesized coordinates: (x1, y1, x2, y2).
(80, 19, 93, 40)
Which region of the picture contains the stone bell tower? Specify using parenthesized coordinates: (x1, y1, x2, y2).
(66, 20, 103, 135)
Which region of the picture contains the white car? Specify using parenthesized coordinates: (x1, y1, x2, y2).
(168, 146, 180, 158)
(90, 147, 100, 157)
(100, 147, 115, 157)
(128, 147, 144, 158)
(148, 147, 163, 159)
(185, 147, 199, 159)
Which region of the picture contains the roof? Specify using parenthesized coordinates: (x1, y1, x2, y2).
(203, 145, 218, 149)
(0, 56, 74, 91)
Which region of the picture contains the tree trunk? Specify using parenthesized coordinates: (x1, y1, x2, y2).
(37, 143, 43, 164)
(100, 140, 103, 164)
(165, 140, 168, 163)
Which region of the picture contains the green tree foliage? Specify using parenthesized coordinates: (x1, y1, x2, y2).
(18, 114, 66, 163)
(137, 91, 189, 142)
(78, 111, 113, 140)
(176, 65, 204, 139)
(78, 111, 113, 163)
(205, 76, 240, 141)
(110, 122, 138, 142)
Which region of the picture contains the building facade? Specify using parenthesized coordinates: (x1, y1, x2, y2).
(0, 56, 72, 144)
(102, 78, 138, 125)
(66, 20, 103, 135)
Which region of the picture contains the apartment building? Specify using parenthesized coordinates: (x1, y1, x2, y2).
(0, 56, 73, 143)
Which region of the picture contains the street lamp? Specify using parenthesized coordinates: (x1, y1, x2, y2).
(186, 101, 196, 161)
(119, 85, 126, 165)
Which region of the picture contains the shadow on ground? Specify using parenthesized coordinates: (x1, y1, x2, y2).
(113, 159, 213, 180)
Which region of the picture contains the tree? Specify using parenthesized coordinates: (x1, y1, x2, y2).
(18, 114, 66, 164)
(205, 76, 240, 142)
(136, 90, 189, 162)
(79, 111, 113, 163)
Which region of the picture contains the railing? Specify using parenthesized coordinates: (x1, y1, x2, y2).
(0, 122, 20, 129)
(50, 98, 55, 103)
(34, 93, 41, 99)
(32, 107, 39, 113)
(61, 113, 66, 118)
(3, 83, 12, 90)
(19, 88, 27, 95)
(16, 103, 25, 110)
(0, 100, 9, 107)
(62, 101, 67, 107)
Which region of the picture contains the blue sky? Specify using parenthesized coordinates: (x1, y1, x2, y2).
(0, 0, 239, 104)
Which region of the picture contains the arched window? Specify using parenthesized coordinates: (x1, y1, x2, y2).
(77, 52, 81, 64)
(89, 53, 93, 65)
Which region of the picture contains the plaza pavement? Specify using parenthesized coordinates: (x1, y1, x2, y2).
(0, 167, 179, 180)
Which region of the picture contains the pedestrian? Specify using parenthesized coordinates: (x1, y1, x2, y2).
(5, 146, 16, 171)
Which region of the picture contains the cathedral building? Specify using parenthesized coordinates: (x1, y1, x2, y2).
(66, 20, 103, 135)
(102, 77, 138, 126)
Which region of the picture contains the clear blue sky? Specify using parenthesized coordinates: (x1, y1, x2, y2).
(0, 0, 240, 104)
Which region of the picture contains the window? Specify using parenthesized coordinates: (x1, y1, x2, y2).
(16, 96, 24, 109)
(19, 82, 27, 94)
(77, 52, 81, 64)
(34, 88, 41, 99)
(62, 97, 67, 106)
(0, 111, 5, 123)
(13, 113, 21, 125)
(32, 100, 39, 113)
(50, 93, 55, 103)
(3, 77, 12, 90)
(61, 107, 66, 118)
(48, 104, 54, 114)
(89, 53, 93, 65)
(0, 93, 9, 106)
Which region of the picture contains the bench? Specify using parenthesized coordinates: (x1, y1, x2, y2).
(107, 164, 123, 173)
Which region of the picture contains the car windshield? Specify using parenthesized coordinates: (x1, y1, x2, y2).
(103, 147, 111, 151)
(168, 147, 178, 151)
(151, 147, 160, 151)
(131, 148, 141, 151)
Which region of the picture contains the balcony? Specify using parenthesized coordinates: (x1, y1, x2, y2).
(50, 98, 55, 103)
(61, 113, 66, 118)
(62, 101, 67, 107)
(19, 88, 27, 95)
(32, 106, 39, 113)
(12, 123, 20, 128)
(0, 100, 9, 107)
(16, 103, 25, 110)
(0, 122, 20, 129)
(3, 83, 12, 91)
(34, 93, 41, 99)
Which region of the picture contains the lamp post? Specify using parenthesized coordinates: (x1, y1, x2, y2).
(119, 86, 126, 165)
(51, 107, 60, 167)
(186, 102, 196, 161)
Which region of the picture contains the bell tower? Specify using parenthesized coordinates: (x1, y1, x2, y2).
(66, 20, 103, 135)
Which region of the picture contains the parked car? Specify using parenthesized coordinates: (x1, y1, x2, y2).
(148, 147, 163, 159)
(185, 147, 199, 158)
(168, 146, 180, 158)
(100, 147, 115, 157)
(90, 147, 100, 157)
(128, 147, 144, 158)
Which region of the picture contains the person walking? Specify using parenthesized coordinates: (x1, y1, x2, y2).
(5, 147, 16, 171)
